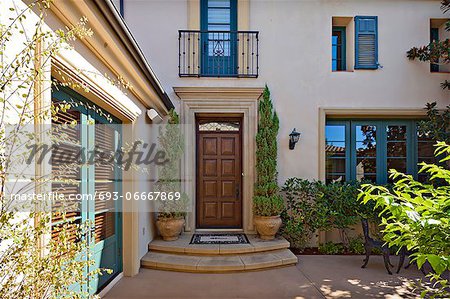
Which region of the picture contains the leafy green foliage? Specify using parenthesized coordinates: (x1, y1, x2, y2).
(281, 178, 375, 250)
(319, 242, 344, 255)
(348, 236, 365, 254)
(253, 195, 284, 217)
(407, 1, 450, 89)
(155, 109, 189, 219)
(417, 102, 450, 144)
(359, 142, 450, 298)
(280, 178, 324, 249)
(0, 213, 104, 299)
(253, 85, 284, 216)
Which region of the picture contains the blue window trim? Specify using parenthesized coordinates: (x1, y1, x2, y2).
(326, 119, 427, 184)
(119, 0, 124, 17)
(355, 16, 378, 70)
(332, 26, 346, 71)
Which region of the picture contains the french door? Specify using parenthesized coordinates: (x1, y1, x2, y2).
(326, 120, 434, 184)
(200, 0, 238, 76)
(350, 120, 414, 184)
(51, 86, 122, 294)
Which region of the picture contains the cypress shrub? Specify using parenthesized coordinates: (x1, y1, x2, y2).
(253, 86, 284, 216)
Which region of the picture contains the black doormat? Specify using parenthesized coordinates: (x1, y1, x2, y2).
(190, 233, 249, 244)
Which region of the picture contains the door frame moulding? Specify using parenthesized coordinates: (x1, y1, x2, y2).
(174, 87, 263, 233)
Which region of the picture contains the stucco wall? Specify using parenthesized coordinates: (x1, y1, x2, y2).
(123, 0, 449, 185)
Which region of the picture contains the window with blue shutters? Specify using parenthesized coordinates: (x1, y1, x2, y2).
(355, 16, 378, 69)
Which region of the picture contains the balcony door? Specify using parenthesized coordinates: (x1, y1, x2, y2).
(200, 0, 238, 76)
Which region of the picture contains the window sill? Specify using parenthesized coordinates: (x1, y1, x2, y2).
(332, 70, 354, 73)
(430, 71, 450, 74)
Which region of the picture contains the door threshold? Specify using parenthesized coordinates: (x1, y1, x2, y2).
(195, 229, 244, 232)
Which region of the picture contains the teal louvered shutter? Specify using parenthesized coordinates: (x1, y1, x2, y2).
(355, 16, 378, 69)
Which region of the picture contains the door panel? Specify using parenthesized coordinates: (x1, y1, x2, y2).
(197, 128, 242, 228)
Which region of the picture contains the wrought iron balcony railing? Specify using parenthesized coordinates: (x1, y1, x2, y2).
(178, 30, 259, 78)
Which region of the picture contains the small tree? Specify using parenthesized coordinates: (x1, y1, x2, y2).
(155, 109, 188, 219)
(360, 142, 450, 298)
(253, 85, 284, 216)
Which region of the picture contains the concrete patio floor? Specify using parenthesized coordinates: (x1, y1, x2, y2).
(104, 255, 424, 299)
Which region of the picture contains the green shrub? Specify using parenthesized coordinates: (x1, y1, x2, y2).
(281, 178, 376, 249)
(348, 236, 365, 254)
(360, 142, 450, 298)
(319, 242, 344, 255)
(253, 195, 284, 217)
(280, 178, 325, 249)
(317, 181, 361, 248)
(281, 217, 312, 250)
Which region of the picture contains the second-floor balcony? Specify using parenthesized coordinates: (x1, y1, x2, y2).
(178, 30, 259, 78)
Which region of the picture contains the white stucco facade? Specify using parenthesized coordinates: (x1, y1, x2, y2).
(122, 0, 449, 185)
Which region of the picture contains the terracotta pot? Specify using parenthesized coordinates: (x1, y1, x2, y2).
(254, 215, 282, 240)
(156, 217, 185, 241)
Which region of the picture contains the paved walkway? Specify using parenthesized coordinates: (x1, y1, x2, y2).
(104, 255, 424, 299)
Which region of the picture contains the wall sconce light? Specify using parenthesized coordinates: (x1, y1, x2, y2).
(147, 108, 163, 124)
(289, 128, 301, 150)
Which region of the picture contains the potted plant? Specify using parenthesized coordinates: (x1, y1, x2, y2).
(253, 86, 285, 240)
(155, 109, 188, 241)
(156, 202, 186, 241)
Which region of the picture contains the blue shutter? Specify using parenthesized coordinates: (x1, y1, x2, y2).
(355, 16, 378, 69)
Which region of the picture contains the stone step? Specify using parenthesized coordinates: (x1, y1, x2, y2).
(141, 249, 298, 272)
(148, 234, 290, 255)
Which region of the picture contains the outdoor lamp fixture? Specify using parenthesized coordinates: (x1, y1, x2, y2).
(289, 128, 301, 150)
(147, 108, 163, 124)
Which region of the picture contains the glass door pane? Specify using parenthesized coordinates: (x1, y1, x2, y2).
(416, 124, 436, 183)
(354, 124, 377, 182)
(325, 124, 348, 183)
(386, 124, 408, 183)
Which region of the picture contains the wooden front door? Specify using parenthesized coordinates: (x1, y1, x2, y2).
(197, 118, 242, 228)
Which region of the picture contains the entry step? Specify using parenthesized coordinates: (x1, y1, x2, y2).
(148, 234, 290, 255)
(141, 249, 297, 273)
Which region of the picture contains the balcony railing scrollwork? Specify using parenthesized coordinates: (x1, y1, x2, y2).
(178, 30, 259, 78)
